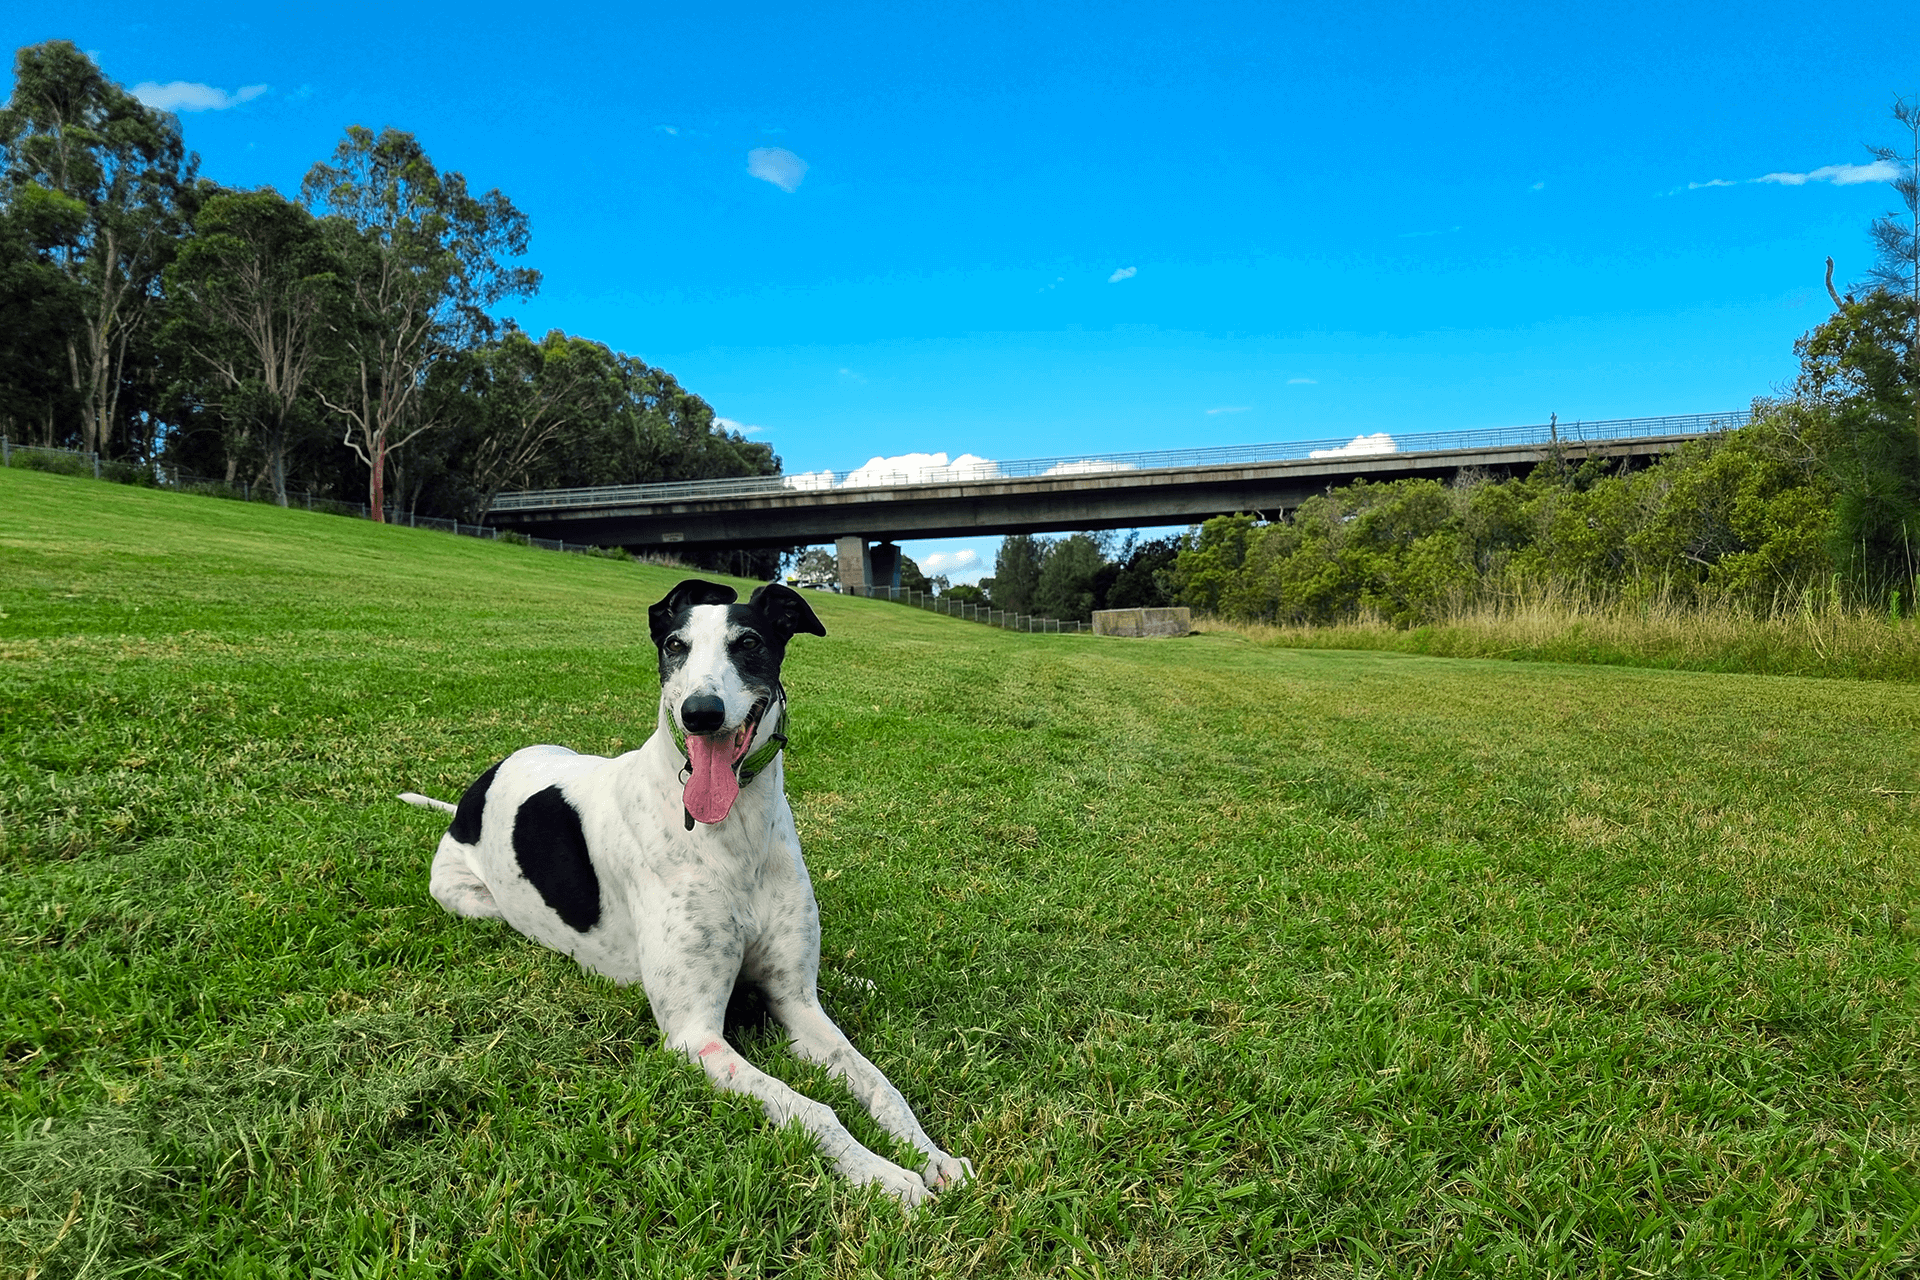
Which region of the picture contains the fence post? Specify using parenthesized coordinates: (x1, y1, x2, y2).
(2, 436, 8, 466)
(93, 452, 100, 480)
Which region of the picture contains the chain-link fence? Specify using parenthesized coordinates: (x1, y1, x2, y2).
(842, 583, 1089, 633)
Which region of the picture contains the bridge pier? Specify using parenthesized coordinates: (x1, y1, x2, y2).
(834, 536, 902, 595)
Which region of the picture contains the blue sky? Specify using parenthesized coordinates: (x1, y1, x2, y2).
(8, 1, 1918, 582)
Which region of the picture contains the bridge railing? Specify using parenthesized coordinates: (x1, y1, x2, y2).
(488, 410, 1750, 513)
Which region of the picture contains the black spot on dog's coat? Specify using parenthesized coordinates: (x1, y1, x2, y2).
(449, 760, 504, 845)
(512, 785, 601, 932)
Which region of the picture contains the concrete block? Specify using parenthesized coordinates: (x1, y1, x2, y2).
(1092, 607, 1191, 637)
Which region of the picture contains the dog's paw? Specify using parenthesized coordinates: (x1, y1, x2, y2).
(864, 1162, 933, 1208)
(922, 1152, 974, 1192)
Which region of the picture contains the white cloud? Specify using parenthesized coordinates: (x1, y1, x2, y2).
(655, 124, 680, 136)
(1108, 266, 1138, 283)
(1206, 406, 1251, 415)
(713, 417, 764, 436)
(1309, 432, 1397, 459)
(1678, 159, 1899, 195)
(837, 367, 867, 384)
(1756, 160, 1899, 186)
(920, 549, 979, 574)
(747, 147, 809, 192)
(1042, 458, 1137, 477)
(1530, 180, 1546, 191)
(842, 452, 1001, 488)
(1287, 377, 1317, 385)
(132, 81, 268, 112)
(785, 451, 1007, 492)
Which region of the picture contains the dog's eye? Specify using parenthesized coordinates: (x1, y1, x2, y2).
(664, 637, 688, 654)
(736, 635, 761, 650)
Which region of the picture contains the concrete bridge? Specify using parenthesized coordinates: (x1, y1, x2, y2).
(487, 411, 1746, 591)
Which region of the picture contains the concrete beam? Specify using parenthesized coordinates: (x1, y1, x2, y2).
(490, 435, 1696, 552)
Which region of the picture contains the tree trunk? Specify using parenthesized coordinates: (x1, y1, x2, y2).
(266, 411, 289, 507)
(369, 432, 387, 521)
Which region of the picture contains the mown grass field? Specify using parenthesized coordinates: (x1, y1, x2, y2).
(3, 464, 1918, 1279)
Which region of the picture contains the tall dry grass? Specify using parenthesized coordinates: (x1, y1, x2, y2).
(1199, 579, 1920, 681)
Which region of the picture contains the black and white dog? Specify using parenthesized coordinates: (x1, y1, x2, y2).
(400, 579, 971, 1205)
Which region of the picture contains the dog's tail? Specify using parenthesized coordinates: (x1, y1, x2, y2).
(397, 792, 457, 815)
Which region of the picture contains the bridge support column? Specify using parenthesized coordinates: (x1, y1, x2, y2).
(833, 536, 903, 595)
(835, 536, 868, 595)
(869, 542, 901, 593)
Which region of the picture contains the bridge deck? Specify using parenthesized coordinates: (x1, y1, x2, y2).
(486, 412, 1748, 550)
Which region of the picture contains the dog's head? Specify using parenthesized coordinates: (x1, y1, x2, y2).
(648, 578, 826, 823)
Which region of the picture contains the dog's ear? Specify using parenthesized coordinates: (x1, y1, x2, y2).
(748, 582, 827, 641)
(649, 579, 739, 644)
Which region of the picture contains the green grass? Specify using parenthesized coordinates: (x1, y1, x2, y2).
(3, 463, 1918, 1278)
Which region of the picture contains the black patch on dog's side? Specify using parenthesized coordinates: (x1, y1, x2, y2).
(448, 759, 504, 845)
(512, 785, 601, 932)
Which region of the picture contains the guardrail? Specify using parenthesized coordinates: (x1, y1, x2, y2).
(489, 411, 1750, 513)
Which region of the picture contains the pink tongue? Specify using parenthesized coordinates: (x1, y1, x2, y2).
(683, 731, 743, 824)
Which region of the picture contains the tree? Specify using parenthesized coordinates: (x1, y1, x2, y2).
(163, 187, 337, 504)
(532, 350, 778, 489)
(1105, 534, 1186, 608)
(943, 583, 988, 606)
(431, 328, 618, 521)
(898, 554, 932, 593)
(0, 41, 197, 457)
(1866, 95, 1920, 465)
(0, 177, 83, 441)
(991, 534, 1046, 613)
(1033, 532, 1105, 621)
(790, 548, 837, 586)
(301, 126, 538, 519)
(1792, 294, 1918, 588)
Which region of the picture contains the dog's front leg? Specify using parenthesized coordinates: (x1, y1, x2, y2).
(773, 998, 974, 1192)
(662, 1023, 936, 1207)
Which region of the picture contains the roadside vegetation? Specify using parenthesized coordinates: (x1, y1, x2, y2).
(5, 464, 1918, 1277)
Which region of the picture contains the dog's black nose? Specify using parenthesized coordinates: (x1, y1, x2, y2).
(680, 694, 726, 733)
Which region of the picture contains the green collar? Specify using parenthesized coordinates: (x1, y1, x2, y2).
(668, 695, 789, 789)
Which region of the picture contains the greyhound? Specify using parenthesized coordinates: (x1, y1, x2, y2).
(399, 578, 971, 1206)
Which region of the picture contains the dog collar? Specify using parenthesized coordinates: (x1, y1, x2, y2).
(668, 695, 789, 789)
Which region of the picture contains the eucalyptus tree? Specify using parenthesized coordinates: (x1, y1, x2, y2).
(0, 40, 197, 457)
(163, 187, 337, 503)
(300, 126, 538, 519)
(438, 328, 619, 520)
(0, 176, 82, 441)
(1866, 95, 1920, 463)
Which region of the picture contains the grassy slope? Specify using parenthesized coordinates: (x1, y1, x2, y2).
(2, 465, 1918, 1278)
